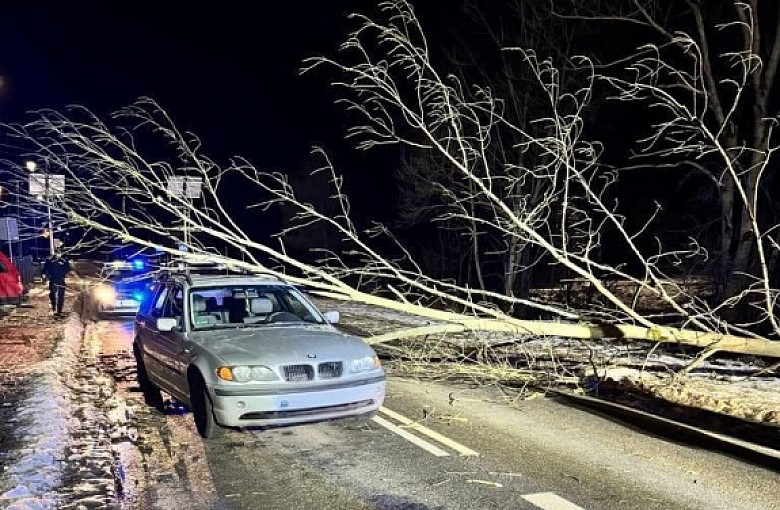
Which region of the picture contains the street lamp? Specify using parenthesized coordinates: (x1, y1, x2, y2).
(26, 160, 64, 256)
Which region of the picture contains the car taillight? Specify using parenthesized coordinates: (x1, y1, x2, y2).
(17, 274, 23, 292)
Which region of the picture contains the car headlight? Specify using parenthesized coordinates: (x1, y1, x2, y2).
(232, 366, 252, 382)
(95, 284, 117, 304)
(216, 365, 278, 382)
(349, 355, 381, 373)
(250, 366, 276, 381)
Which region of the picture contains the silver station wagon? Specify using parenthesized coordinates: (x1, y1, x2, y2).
(133, 268, 386, 438)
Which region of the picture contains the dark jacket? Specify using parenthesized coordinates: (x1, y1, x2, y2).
(42, 255, 70, 284)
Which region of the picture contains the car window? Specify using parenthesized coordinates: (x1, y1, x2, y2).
(161, 285, 184, 328)
(139, 283, 161, 316)
(151, 286, 169, 317)
(189, 284, 324, 329)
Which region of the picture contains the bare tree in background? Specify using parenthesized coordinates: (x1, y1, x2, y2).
(394, 0, 590, 311)
(556, 0, 780, 331)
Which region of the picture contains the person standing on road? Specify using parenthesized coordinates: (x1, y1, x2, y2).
(42, 250, 70, 316)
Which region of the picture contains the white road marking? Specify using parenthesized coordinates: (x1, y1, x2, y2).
(378, 406, 479, 456)
(522, 492, 586, 510)
(372, 416, 450, 457)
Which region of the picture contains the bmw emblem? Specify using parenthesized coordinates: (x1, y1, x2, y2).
(306, 353, 317, 359)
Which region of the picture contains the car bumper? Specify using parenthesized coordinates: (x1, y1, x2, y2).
(210, 375, 386, 428)
(98, 301, 140, 315)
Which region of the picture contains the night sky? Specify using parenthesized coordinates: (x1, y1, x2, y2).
(0, 0, 417, 255)
(0, 1, 377, 170)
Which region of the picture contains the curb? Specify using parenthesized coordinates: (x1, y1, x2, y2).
(551, 389, 780, 471)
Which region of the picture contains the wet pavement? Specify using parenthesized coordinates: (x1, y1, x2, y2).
(2, 277, 780, 509)
(0, 283, 217, 509)
(69, 317, 227, 510)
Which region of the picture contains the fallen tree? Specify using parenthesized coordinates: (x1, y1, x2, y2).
(0, 1, 777, 371)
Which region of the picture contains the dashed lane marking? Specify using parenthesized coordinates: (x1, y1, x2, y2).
(372, 416, 450, 457)
(522, 492, 586, 510)
(378, 406, 479, 456)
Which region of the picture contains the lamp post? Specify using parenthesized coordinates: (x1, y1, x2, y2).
(26, 161, 64, 256)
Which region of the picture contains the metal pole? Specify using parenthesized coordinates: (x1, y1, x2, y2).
(16, 180, 22, 258)
(184, 206, 190, 250)
(46, 174, 54, 255)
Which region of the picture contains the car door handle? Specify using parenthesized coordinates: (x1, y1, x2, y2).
(180, 346, 192, 355)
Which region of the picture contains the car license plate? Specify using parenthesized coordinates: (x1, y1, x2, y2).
(275, 392, 338, 410)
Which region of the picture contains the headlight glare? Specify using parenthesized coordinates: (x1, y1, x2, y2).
(95, 284, 117, 304)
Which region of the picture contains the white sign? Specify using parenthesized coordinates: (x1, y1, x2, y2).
(0, 217, 18, 241)
(167, 176, 202, 199)
(29, 173, 65, 196)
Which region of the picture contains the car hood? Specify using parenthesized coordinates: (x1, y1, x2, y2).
(191, 326, 375, 365)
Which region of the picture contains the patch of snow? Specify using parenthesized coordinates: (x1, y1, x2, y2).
(0, 315, 84, 509)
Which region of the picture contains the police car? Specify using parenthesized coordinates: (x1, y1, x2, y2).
(94, 259, 153, 317)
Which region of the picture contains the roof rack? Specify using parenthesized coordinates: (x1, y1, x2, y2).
(156, 261, 283, 282)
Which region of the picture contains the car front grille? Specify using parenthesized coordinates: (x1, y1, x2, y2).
(283, 364, 314, 381)
(318, 361, 343, 379)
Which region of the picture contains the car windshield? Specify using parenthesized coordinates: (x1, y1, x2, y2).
(189, 285, 324, 329)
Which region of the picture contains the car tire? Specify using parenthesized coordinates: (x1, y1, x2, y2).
(134, 344, 164, 411)
(191, 376, 222, 439)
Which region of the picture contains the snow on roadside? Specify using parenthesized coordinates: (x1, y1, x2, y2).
(0, 315, 84, 510)
(325, 297, 780, 426)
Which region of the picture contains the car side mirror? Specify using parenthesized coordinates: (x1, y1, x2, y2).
(156, 317, 179, 332)
(322, 311, 340, 324)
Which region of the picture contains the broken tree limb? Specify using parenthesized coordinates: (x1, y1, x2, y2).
(313, 290, 780, 358)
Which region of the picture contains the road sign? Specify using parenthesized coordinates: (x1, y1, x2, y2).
(167, 176, 202, 198)
(29, 173, 65, 196)
(0, 217, 18, 241)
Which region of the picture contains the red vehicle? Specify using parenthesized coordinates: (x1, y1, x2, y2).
(0, 251, 24, 305)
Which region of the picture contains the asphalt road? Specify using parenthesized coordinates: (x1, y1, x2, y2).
(91, 317, 780, 510)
